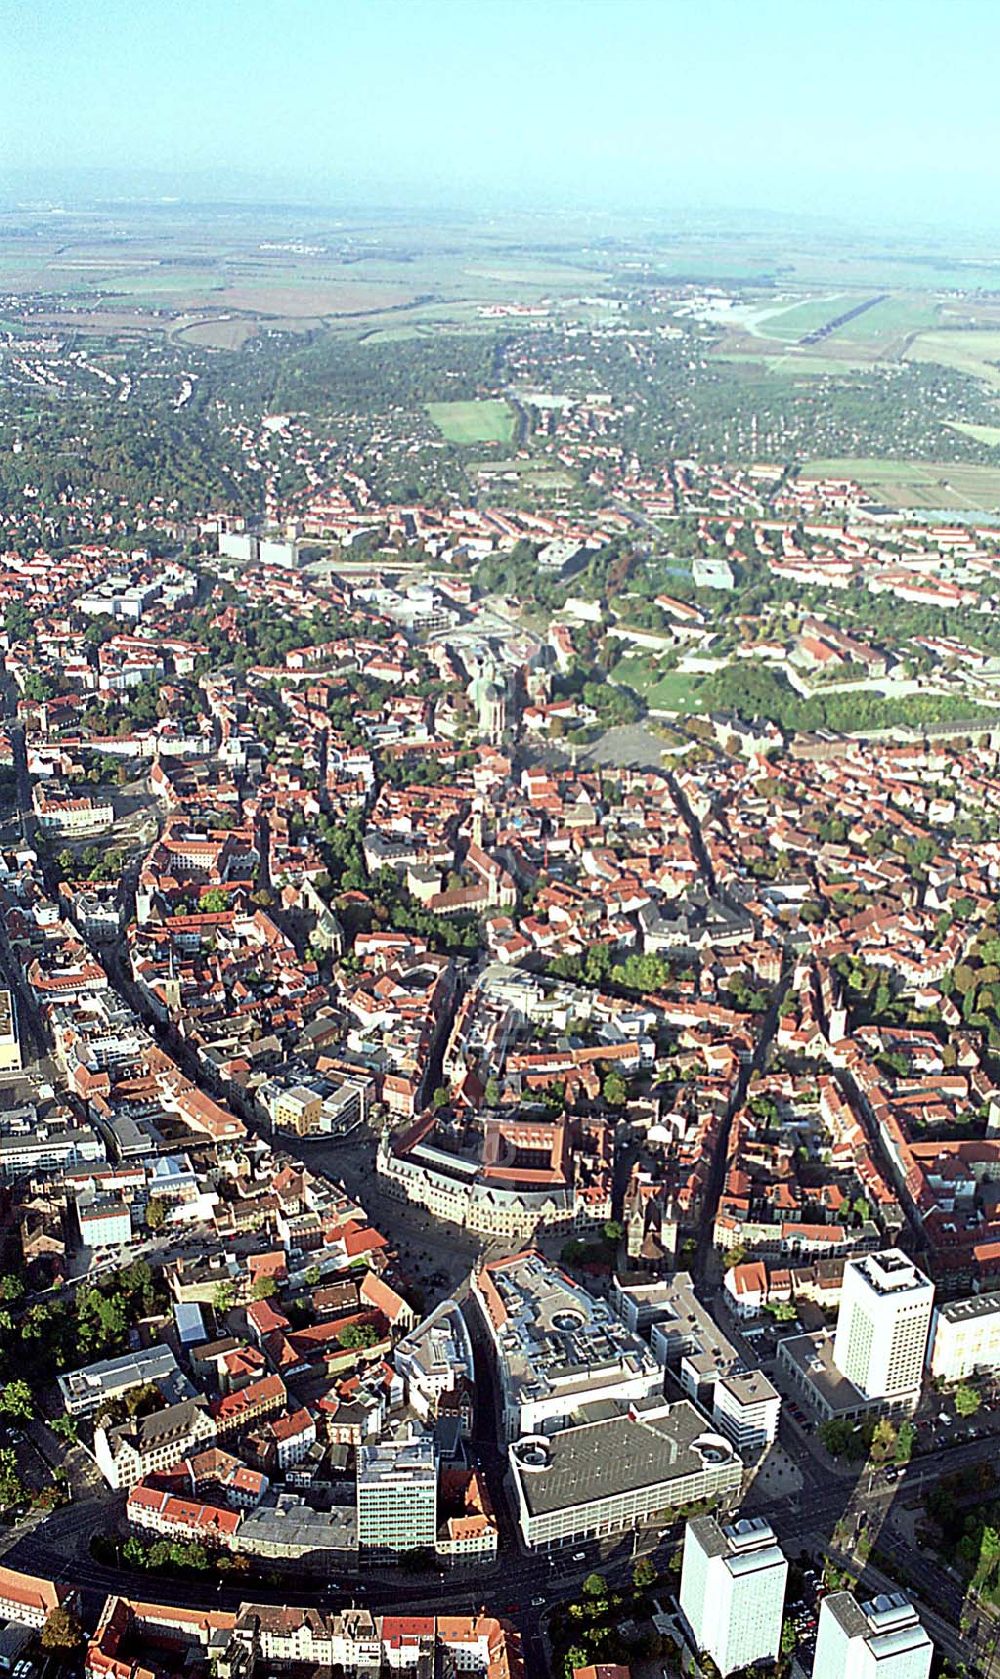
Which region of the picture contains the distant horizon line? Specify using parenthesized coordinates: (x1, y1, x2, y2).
(0, 184, 992, 251)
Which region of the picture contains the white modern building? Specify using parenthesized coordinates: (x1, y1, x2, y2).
(58, 1344, 183, 1419)
(693, 554, 735, 590)
(833, 1250, 933, 1409)
(259, 537, 299, 567)
(76, 1191, 132, 1249)
(0, 1111, 105, 1180)
(509, 1400, 743, 1551)
(471, 1250, 662, 1442)
(356, 1424, 438, 1553)
(813, 1592, 932, 1679)
(0, 989, 21, 1072)
(712, 1370, 781, 1455)
(218, 532, 259, 564)
(679, 1515, 787, 1677)
(927, 1292, 1000, 1384)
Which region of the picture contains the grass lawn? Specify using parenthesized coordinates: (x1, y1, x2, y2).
(427, 399, 516, 445)
(175, 318, 261, 349)
(718, 348, 881, 375)
(361, 326, 427, 345)
(737, 293, 940, 368)
(613, 657, 707, 712)
(753, 295, 851, 342)
(800, 457, 1000, 509)
(829, 294, 939, 342)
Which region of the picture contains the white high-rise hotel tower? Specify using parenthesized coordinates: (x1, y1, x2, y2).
(833, 1250, 934, 1408)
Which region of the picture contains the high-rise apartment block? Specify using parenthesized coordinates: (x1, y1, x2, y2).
(356, 1425, 437, 1553)
(679, 1515, 787, 1676)
(813, 1592, 932, 1679)
(833, 1251, 933, 1407)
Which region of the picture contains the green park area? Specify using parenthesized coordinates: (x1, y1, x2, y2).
(426, 399, 516, 444)
(612, 656, 707, 713)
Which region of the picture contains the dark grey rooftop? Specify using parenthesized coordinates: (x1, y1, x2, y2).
(512, 1400, 740, 1516)
(935, 1291, 1000, 1324)
(779, 1330, 866, 1416)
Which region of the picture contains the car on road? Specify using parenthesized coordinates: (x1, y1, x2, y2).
(572, 1551, 586, 1562)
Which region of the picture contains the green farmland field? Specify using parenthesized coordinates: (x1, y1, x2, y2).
(427, 399, 516, 444)
(800, 457, 1000, 509)
(905, 330, 1000, 387)
(946, 421, 1000, 447)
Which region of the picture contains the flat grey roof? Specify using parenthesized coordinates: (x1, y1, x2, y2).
(719, 1369, 780, 1406)
(780, 1331, 867, 1415)
(58, 1343, 179, 1398)
(513, 1400, 739, 1516)
(653, 1272, 740, 1370)
(239, 1501, 358, 1552)
(936, 1291, 1000, 1324)
(687, 1513, 728, 1559)
(824, 1592, 870, 1640)
(487, 1252, 658, 1408)
(849, 1250, 931, 1298)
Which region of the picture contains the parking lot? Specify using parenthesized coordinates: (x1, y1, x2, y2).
(788, 1565, 823, 1667)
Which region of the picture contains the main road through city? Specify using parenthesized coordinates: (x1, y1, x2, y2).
(3, 1436, 997, 1679)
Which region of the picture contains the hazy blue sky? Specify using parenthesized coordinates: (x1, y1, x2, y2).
(3, 0, 997, 226)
